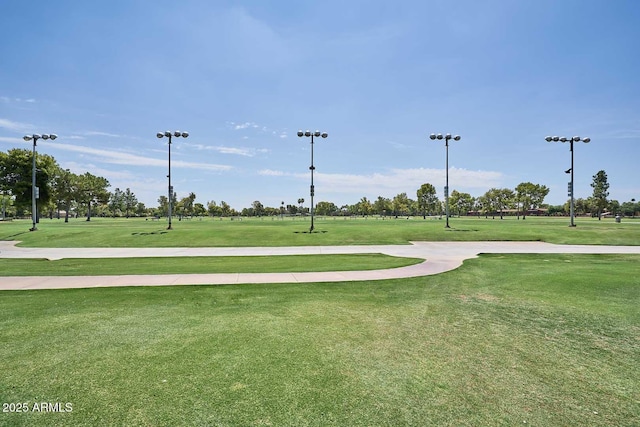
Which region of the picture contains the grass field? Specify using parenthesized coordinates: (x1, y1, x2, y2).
(1, 254, 638, 426)
(1, 216, 639, 426)
(0, 254, 422, 276)
(1, 215, 639, 247)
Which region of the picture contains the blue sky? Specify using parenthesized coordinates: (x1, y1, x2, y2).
(1, 0, 639, 210)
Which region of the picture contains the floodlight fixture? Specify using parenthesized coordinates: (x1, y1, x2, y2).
(297, 128, 329, 232)
(157, 130, 189, 230)
(545, 134, 591, 227)
(23, 133, 57, 231)
(429, 132, 462, 228)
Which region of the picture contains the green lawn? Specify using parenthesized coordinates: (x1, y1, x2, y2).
(1, 215, 639, 247)
(0, 254, 422, 276)
(1, 254, 638, 426)
(1, 216, 639, 426)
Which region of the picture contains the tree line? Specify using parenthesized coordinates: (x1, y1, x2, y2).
(1, 148, 637, 220)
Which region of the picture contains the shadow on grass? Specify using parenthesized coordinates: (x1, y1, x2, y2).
(131, 230, 169, 236)
(293, 230, 328, 234)
(1, 231, 30, 240)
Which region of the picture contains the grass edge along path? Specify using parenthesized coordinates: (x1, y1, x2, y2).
(0, 254, 423, 276)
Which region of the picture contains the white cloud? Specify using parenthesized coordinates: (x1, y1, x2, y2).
(185, 142, 269, 157)
(259, 167, 504, 197)
(258, 169, 286, 176)
(61, 161, 138, 180)
(0, 118, 33, 133)
(81, 131, 123, 138)
(317, 168, 503, 194)
(232, 121, 258, 130)
(0, 97, 36, 104)
(0, 136, 23, 144)
(48, 143, 233, 172)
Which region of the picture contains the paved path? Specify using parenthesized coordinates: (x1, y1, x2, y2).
(1, 241, 639, 290)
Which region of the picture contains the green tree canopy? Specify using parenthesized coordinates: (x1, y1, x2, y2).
(590, 170, 610, 219)
(416, 183, 438, 217)
(0, 148, 59, 214)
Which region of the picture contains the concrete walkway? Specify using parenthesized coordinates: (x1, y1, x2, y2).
(1, 241, 639, 290)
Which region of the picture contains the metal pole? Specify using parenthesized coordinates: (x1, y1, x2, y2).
(570, 140, 575, 227)
(168, 134, 173, 230)
(309, 134, 315, 232)
(31, 138, 38, 231)
(445, 137, 450, 228)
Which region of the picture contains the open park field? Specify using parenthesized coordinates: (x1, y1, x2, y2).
(1, 214, 639, 247)
(1, 216, 639, 426)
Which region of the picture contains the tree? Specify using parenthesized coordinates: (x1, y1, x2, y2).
(392, 193, 410, 216)
(0, 190, 14, 219)
(251, 200, 264, 216)
(135, 202, 147, 217)
(220, 201, 232, 217)
(373, 196, 392, 217)
(108, 188, 124, 217)
(157, 195, 169, 217)
(356, 197, 373, 216)
(207, 200, 222, 217)
(76, 172, 110, 221)
(590, 170, 609, 220)
(193, 202, 206, 217)
(449, 190, 474, 217)
(515, 182, 549, 219)
(315, 201, 338, 216)
(123, 188, 138, 218)
(481, 188, 514, 219)
(178, 192, 197, 217)
(52, 168, 78, 222)
(0, 148, 59, 217)
(416, 183, 438, 218)
(494, 188, 515, 219)
(620, 199, 639, 217)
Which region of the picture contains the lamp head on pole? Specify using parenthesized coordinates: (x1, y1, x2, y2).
(429, 133, 436, 140)
(297, 130, 304, 137)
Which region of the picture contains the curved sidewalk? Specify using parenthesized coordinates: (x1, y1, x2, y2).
(1, 241, 639, 290)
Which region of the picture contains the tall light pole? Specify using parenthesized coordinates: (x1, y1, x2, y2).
(157, 130, 189, 229)
(545, 135, 590, 227)
(429, 133, 461, 228)
(297, 130, 328, 232)
(23, 133, 57, 231)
